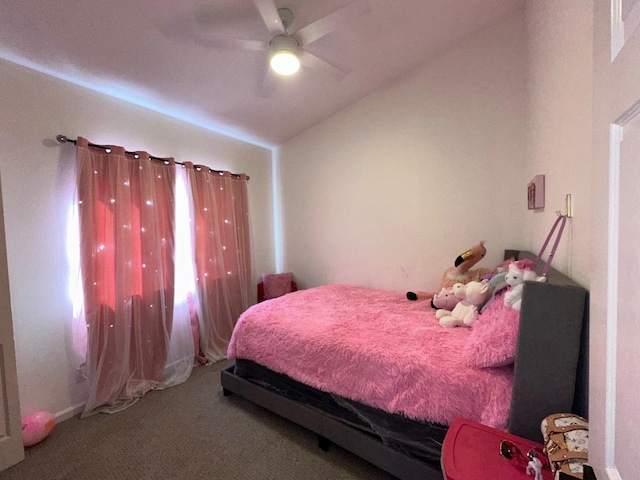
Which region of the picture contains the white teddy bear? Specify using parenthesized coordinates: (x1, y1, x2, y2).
(436, 281, 493, 328)
(503, 260, 538, 311)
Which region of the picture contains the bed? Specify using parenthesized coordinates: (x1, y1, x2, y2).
(220, 250, 588, 480)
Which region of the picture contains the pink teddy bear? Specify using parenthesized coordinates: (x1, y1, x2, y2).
(430, 286, 460, 310)
(436, 281, 493, 328)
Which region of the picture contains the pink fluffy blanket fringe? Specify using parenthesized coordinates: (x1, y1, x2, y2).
(228, 284, 513, 429)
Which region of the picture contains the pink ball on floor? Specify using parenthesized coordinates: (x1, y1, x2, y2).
(21, 410, 55, 447)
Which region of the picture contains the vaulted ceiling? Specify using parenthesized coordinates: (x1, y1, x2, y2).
(0, 0, 524, 147)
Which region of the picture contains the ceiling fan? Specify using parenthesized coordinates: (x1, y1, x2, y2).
(160, 0, 370, 93)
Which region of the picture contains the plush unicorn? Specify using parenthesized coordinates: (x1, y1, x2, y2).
(503, 259, 538, 311)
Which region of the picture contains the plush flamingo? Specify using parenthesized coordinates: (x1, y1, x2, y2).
(406, 241, 492, 301)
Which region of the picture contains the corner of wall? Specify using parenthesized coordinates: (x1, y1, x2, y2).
(271, 147, 284, 273)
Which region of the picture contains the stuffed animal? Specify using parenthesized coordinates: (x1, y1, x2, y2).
(436, 281, 493, 328)
(442, 240, 492, 288)
(407, 241, 492, 301)
(478, 270, 509, 313)
(503, 259, 538, 311)
(430, 287, 460, 310)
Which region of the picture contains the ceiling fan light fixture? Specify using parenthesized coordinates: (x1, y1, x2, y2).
(269, 35, 300, 76)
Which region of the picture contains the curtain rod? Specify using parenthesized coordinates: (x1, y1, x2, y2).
(56, 135, 249, 180)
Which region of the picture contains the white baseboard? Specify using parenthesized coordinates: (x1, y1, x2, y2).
(54, 402, 85, 422)
(607, 467, 623, 480)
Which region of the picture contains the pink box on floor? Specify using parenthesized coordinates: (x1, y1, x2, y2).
(442, 418, 553, 480)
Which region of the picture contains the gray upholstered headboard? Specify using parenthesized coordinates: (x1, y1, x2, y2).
(504, 250, 589, 442)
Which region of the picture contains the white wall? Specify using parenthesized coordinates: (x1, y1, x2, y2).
(525, 1, 593, 288)
(278, 10, 528, 293)
(0, 59, 274, 420)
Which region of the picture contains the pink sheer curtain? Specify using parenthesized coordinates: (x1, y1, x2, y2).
(75, 138, 193, 416)
(185, 163, 252, 361)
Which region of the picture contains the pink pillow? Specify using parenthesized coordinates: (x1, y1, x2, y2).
(262, 272, 294, 300)
(463, 291, 520, 368)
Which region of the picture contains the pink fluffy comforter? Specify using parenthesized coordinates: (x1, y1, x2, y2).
(228, 284, 514, 429)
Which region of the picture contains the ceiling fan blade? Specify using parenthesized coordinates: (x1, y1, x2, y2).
(299, 50, 351, 80)
(156, 14, 267, 51)
(156, 14, 197, 42)
(256, 60, 278, 98)
(294, 0, 370, 46)
(252, 0, 286, 35)
(193, 36, 267, 52)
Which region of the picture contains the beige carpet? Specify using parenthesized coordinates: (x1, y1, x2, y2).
(1, 361, 395, 480)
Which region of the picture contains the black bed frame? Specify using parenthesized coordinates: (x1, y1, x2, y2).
(221, 250, 589, 480)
